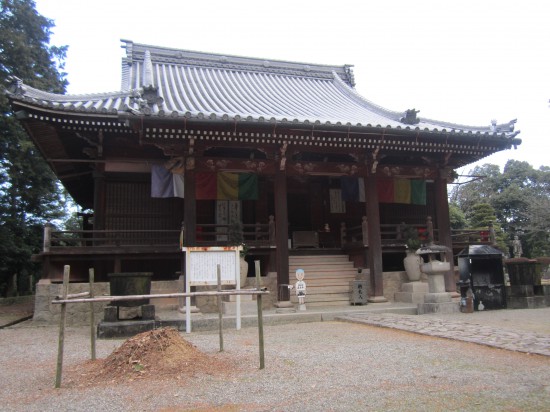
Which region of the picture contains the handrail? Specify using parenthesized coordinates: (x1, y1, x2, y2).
(43, 219, 494, 253)
(43, 219, 276, 252)
(340, 217, 494, 249)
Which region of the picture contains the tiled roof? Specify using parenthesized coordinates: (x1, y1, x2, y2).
(6, 40, 518, 138)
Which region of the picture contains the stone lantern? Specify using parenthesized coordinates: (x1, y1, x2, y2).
(415, 244, 459, 314)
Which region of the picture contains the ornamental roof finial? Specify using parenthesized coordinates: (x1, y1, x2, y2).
(143, 50, 154, 87)
(401, 108, 420, 125)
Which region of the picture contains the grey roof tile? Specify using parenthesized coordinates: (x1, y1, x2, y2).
(6, 40, 518, 138)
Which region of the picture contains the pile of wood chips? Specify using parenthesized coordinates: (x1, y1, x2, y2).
(67, 327, 230, 386)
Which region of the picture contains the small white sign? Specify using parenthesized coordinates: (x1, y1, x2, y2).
(183, 247, 239, 286)
(182, 246, 242, 333)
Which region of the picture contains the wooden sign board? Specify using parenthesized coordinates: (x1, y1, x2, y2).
(183, 246, 239, 286)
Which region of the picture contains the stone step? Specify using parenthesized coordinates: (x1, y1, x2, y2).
(290, 256, 350, 263)
(291, 297, 351, 307)
(292, 274, 356, 280)
(288, 253, 359, 308)
(304, 278, 357, 286)
(289, 260, 353, 267)
(291, 292, 350, 302)
(288, 265, 357, 276)
(300, 285, 351, 294)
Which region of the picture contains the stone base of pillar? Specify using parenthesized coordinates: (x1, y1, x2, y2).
(507, 295, 546, 309)
(424, 292, 453, 304)
(275, 300, 296, 313)
(178, 305, 200, 313)
(417, 301, 459, 315)
(394, 281, 428, 304)
(367, 295, 388, 303)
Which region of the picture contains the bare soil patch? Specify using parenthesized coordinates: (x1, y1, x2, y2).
(65, 327, 234, 387)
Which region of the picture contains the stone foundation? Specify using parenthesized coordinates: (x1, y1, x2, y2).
(34, 279, 181, 325)
(382, 271, 409, 302)
(417, 301, 460, 314)
(33, 273, 279, 324)
(193, 272, 277, 313)
(395, 282, 429, 304)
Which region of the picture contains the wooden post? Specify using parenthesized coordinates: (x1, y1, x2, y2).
(92, 166, 106, 234)
(89, 268, 96, 361)
(274, 170, 290, 301)
(217, 264, 223, 352)
(255, 260, 265, 369)
(43, 223, 52, 252)
(268, 215, 275, 245)
(340, 222, 346, 247)
(361, 216, 369, 246)
(184, 166, 196, 246)
(434, 174, 454, 292)
(365, 174, 387, 302)
(55, 265, 70, 388)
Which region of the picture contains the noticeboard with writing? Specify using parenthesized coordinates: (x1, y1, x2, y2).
(185, 248, 238, 286)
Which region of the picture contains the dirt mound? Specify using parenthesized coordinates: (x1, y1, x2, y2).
(67, 327, 232, 386)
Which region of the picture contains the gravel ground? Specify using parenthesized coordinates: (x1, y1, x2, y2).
(1, 320, 550, 411)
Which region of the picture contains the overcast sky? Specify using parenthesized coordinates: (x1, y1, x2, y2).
(35, 0, 549, 175)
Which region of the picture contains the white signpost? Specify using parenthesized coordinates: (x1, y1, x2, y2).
(182, 246, 241, 333)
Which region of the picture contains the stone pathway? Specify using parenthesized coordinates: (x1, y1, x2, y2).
(337, 312, 550, 356)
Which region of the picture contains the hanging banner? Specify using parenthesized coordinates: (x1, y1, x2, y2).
(196, 172, 258, 200)
(150, 164, 185, 198)
(377, 178, 426, 205)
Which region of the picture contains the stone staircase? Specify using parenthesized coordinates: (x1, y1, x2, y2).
(289, 254, 359, 307)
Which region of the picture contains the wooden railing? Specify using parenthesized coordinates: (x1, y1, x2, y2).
(43, 216, 493, 254)
(44, 227, 181, 251)
(193, 220, 275, 247)
(43, 218, 276, 252)
(340, 217, 495, 249)
(451, 228, 495, 245)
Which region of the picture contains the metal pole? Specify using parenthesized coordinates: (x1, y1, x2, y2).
(89, 268, 96, 361)
(217, 264, 223, 352)
(255, 260, 265, 369)
(55, 265, 70, 388)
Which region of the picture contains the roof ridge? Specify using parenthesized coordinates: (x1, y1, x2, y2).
(122, 40, 354, 85)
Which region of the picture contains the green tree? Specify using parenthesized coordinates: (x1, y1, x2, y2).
(467, 203, 507, 252)
(467, 203, 496, 228)
(449, 164, 502, 211)
(0, 0, 68, 296)
(450, 160, 550, 258)
(448, 203, 467, 230)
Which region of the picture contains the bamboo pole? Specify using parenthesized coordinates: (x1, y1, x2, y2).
(52, 289, 269, 304)
(89, 268, 96, 361)
(55, 265, 70, 388)
(255, 260, 265, 369)
(217, 264, 223, 352)
(62, 291, 90, 299)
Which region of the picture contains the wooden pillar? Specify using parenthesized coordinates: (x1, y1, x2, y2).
(365, 174, 387, 302)
(184, 166, 196, 246)
(434, 173, 455, 293)
(92, 164, 105, 232)
(274, 170, 290, 303)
